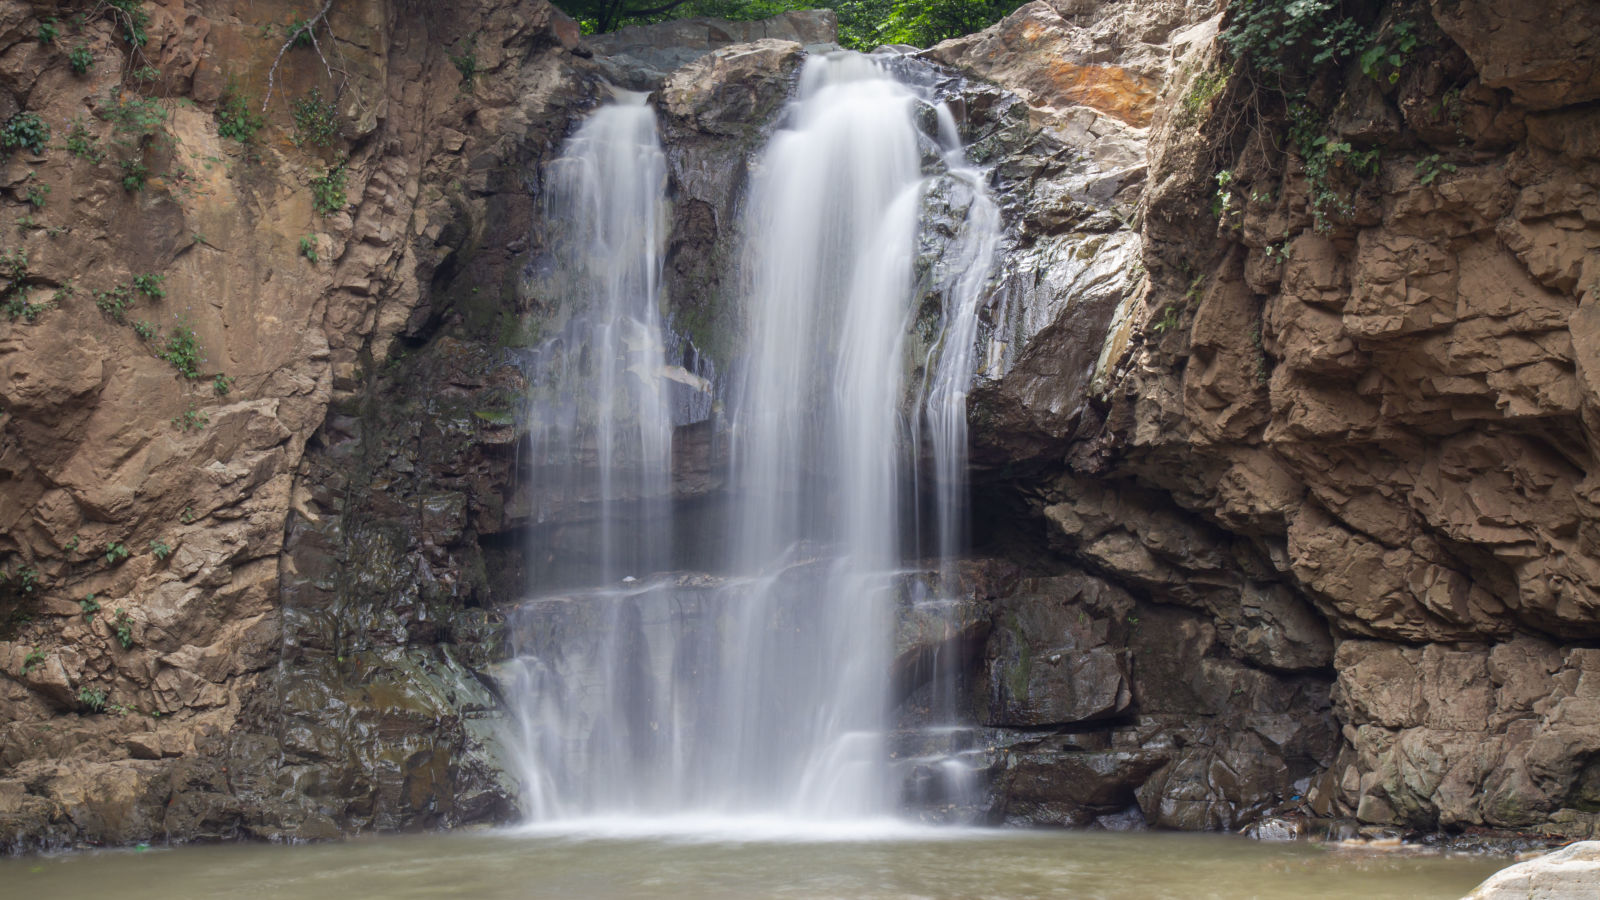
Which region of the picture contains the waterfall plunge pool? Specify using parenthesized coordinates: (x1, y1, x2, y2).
(1, 827, 1512, 898)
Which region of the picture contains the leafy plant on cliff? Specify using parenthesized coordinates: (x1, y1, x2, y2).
(291, 88, 340, 148)
(77, 686, 108, 712)
(21, 648, 48, 675)
(68, 44, 93, 75)
(158, 321, 204, 378)
(95, 284, 133, 322)
(133, 272, 165, 300)
(119, 157, 149, 191)
(64, 119, 104, 163)
(172, 406, 209, 431)
(309, 160, 348, 216)
(104, 0, 151, 49)
(216, 82, 265, 143)
(285, 15, 318, 49)
(112, 609, 135, 649)
(4, 288, 51, 323)
(1359, 18, 1419, 84)
(1, 112, 51, 157)
(450, 36, 479, 90)
(101, 90, 169, 192)
(37, 18, 59, 45)
(1415, 152, 1457, 185)
(104, 541, 130, 565)
(1221, 0, 1367, 87)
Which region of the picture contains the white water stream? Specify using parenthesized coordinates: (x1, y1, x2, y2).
(508, 53, 1001, 825)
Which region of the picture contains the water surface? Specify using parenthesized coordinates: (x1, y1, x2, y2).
(2, 825, 1510, 899)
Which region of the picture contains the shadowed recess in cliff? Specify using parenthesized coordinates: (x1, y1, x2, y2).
(503, 50, 1002, 825)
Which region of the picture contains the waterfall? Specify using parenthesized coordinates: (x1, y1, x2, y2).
(713, 53, 925, 818)
(919, 104, 1001, 744)
(506, 53, 1001, 827)
(508, 92, 676, 818)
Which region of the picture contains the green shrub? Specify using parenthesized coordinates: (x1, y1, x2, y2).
(450, 38, 478, 89)
(0, 247, 27, 283)
(103, 92, 166, 142)
(291, 88, 340, 148)
(78, 686, 107, 711)
(104, 541, 130, 565)
(106, 0, 150, 48)
(299, 234, 319, 262)
(38, 18, 59, 45)
(21, 648, 48, 675)
(1, 112, 51, 156)
(95, 284, 133, 321)
(133, 272, 165, 299)
(216, 82, 265, 142)
(172, 406, 208, 431)
(148, 539, 170, 560)
(4, 289, 50, 323)
(310, 162, 347, 216)
(68, 45, 93, 75)
(212, 373, 233, 396)
(1415, 153, 1457, 185)
(119, 157, 149, 191)
(1221, 0, 1365, 82)
(64, 118, 104, 162)
(158, 322, 203, 378)
(286, 16, 317, 48)
(79, 594, 100, 620)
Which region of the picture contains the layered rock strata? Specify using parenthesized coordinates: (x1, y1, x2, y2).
(949, 0, 1600, 837)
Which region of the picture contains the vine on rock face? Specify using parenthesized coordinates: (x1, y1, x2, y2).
(1219, 0, 1438, 233)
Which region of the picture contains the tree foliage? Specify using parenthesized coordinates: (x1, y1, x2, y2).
(552, 0, 1025, 49)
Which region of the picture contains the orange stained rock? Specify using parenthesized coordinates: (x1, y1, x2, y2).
(1042, 60, 1160, 127)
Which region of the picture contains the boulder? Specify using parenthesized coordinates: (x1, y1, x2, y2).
(1465, 841, 1600, 899)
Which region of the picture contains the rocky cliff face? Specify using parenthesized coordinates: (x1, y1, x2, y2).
(0, 0, 596, 848)
(3, 0, 1598, 852)
(946, 0, 1600, 838)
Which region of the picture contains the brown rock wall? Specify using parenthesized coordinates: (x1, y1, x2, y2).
(961, 0, 1600, 838)
(0, 0, 592, 851)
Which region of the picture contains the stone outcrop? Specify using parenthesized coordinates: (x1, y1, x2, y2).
(588, 9, 836, 87)
(0, 0, 596, 849)
(1465, 840, 1600, 899)
(953, 0, 1600, 839)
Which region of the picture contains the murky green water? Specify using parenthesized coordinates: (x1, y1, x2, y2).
(1, 824, 1511, 899)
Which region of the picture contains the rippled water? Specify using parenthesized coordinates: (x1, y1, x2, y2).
(1, 826, 1510, 899)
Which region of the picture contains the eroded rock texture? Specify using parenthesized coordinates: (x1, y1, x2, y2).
(0, 0, 595, 849)
(953, 0, 1600, 838)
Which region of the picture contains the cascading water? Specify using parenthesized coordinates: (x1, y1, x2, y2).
(713, 52, 926, 818)
(508, 91, 676, 818)
(909, 106, 1002, 810)
(506, 53, 1001, 827)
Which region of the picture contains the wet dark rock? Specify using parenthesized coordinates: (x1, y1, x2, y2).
(587, 11, 837, 89)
